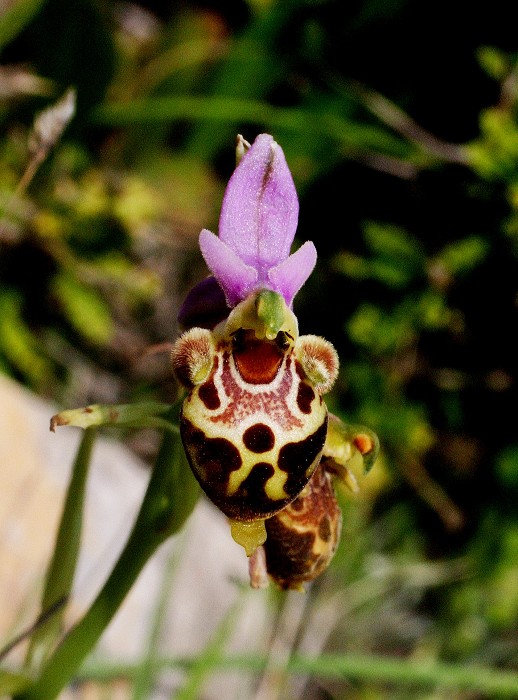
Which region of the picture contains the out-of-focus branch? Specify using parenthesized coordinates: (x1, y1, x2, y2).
(399, 451, 465, 532)
(0, 88, 75, 239)
(352, 83, 470, 166)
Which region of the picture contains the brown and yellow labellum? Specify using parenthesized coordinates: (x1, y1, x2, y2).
(179, 332, 328, 523)
(172, 290, 348, 559)
(251, 459, 342, 590)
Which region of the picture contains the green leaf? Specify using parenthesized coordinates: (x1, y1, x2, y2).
(368, 258, 415, 288)
(14, 408, 199, 700)
(52, 272, 113, 345)
(436, 236, 489, 276)
(332, 252, 372, 280)
(468, 109, 518, 180)
(0, 669, 33, 695)
(477, 46, 510, 81)
(0, 290, 53, 386)
(334, 223, 425, 288)
(80, 651, 518, 697)
(92, 96, 411, 157)
(496, 445, 518, 489)
(347, 303, 389, 352)
(415, 290, 451, 329)
(25, 429, 95, 672)
(363, 222, 424, 268)
(347, 303, 414, 354)
(95, 254, 160, 300)
(0, 0, 47, 52)
(333, 250, 416, 289)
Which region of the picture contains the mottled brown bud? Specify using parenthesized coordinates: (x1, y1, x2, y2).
(262, 462, 342, 590)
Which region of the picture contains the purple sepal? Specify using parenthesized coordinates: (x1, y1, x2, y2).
(177, 275, 230, 330)
(219, 134, 299, 275)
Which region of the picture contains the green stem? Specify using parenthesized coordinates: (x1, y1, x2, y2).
(131, 547, 181, 700)
(80, 652, 518, 697)
(15, 408, 199, 700)
(50, 401, 172, 431)
(25, 428, 96, 671)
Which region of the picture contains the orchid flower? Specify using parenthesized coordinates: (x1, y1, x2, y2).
(172, 134, 379, 587)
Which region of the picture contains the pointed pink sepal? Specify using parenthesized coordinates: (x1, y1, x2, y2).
(219, 134, 299, 274)
(199, 229, 258, 307)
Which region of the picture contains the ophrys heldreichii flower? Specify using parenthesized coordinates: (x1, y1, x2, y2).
(172, 134, 378, 589)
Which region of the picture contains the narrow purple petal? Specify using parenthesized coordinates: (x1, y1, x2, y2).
(199, 229, 258, 307)
(267, 241, 317, 307)
(219, 134, 299, 274)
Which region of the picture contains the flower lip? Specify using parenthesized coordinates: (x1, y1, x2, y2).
(199, 133, 317, 309)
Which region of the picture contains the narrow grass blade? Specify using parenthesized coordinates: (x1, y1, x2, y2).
(92, 96, 412, 158)
(174, 593, 247, 700)
(80, 651, 518, 698)
(14, 407, 199, 700)
(25, 428, 96, 672)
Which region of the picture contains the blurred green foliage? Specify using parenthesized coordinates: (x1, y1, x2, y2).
(2, 0, 518, 697)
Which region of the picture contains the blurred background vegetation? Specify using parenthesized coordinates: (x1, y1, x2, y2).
(1, 0, 518, 697)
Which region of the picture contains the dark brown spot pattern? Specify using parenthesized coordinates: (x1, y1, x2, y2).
(181, 408, 327, 522)
(233, 462, 275, 511)
(296, 382, 315, 414)
(180, 416, 242, 512)
(264, 517, 317, 589)
(198, 378, 220, 410)
(278, 418, 328, 501)
(182, 417, 287, 520)
(243, 423, 275, 453)
(295, 360, 306, 380)
(290, 497, 304, 512)
(224, 460, 284, 520)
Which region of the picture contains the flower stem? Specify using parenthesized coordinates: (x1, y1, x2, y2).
(25, 428, 96, 672)
(15, 408, 199, 700)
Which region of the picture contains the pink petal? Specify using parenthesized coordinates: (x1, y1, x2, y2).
(219, 134, 299, 274)
(199, 229, 258, 307)
(267, 241, 317, 306)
